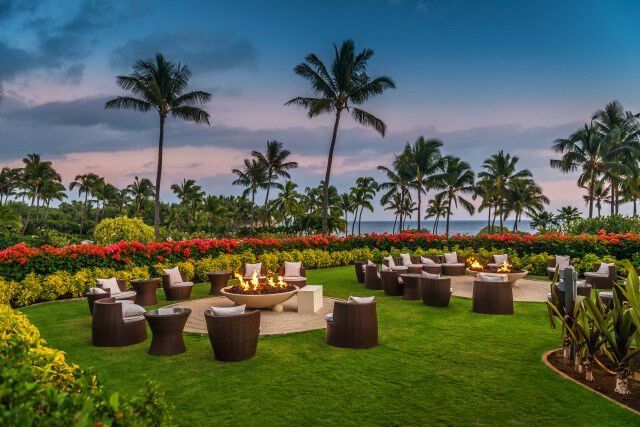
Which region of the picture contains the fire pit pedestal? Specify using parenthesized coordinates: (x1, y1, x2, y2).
(466, 269, 529, 287)
(220, 286, 299, 311)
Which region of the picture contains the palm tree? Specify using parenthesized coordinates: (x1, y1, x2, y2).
(286, 39, 395, 231)
(503, 179, 549, 231)
(556, 206, 581, 232)
(40, 180, 67, 210)
(251, 141, 298, 210)
(431, 155, 476, 236)
(473, 177, 498, 233)
(232, 158, 267, 223)
(20, 153, 61, 234)
(586, 180, 609, 217)
(272, 181, 302, 227)
(350, 177, 378, 235)
(551, 123, 606, 218)
(69, 173, 100, 234)
(478, 151, 532, 232)
(125, 176, 155, 217)
(0, 167, 21, 204)
(425, 193, 448, 234)
(171, 179, 204, 230)
(105, 53, 212, 239)
(337, 192, 354, 236)
(404, 137, 442, 231)
(528, 210, 557, 233)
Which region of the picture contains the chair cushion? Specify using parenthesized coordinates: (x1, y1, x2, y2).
(493, 254, 509, 264)
(585, 272, 607, 278)
(391, 265, 408, 271)
(422, 272, 440, 279)
(171, 281, 194, 288)
(97, 277, 120, 295)
(89, 287, 107, 294)
(283, 276, 306, 282)
(362, 260, 375, 272)
(325, 312, 333, 322)
(123, 315, 145, 324)
(211, 304, 246, 316)
(398, 277, 404, 285)
(443, 252, 458, 264)
(400, 253, 412, 266)
(113, 291, 136, 300)
(348, 296, 375, 304)
(284, 261, 302, 277)
(122, 303, 146, 318)
(555, 255, 570, 269)
(421, 257, 441, 267)
(163, 266, 183, 284)
(380, 264, 390, 272)
(383, 256, 396, 268)
(244, 263, 262, 278)
(444, 263, 465, 267)
(599, 291, 613, 298)
(597, 262, 614, 275)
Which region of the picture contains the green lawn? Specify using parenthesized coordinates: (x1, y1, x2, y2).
(21, 266, 638, 426)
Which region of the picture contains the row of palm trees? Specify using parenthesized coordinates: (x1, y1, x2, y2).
(551, 100, 640, 218)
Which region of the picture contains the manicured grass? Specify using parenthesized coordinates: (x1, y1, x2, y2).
(21, 267, 638, 425)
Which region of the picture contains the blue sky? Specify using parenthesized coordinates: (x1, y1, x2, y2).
(1, 0, 640, 219)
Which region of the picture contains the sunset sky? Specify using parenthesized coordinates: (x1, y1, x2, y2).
(2, 0, 640, 219)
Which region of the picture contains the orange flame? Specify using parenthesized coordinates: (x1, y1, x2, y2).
(469, 258, 483, 270)
(497, 260, 512, 272)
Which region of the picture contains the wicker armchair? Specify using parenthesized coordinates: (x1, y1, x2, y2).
(381, 257, 409, 273)
(546, 256, 573, 279)
(420, 276, 452, 307)
(277, 264, 307, 287)
(87, 279, 135, 313)
(204, 309, 261, 362)
(91, 298, 147, 347)
(326, 300, 378, 349)
(419, 255, 443, 274)
(354, 261, 366, 283)
(440, 253, 466, 276)
(380, 270, 403, 296)
(584, 263, 617, 290)
(364, 264, 382, 290)
(472, 280, 513, 315)
(161, 273, 193, 301)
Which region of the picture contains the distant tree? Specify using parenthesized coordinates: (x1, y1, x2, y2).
(286, 39, 395, 231)
(105, 53, 212, 239)
(251, 141, 298, 211)
(337, 192, 354, 236)
(232, 159, 267, 224)
(528, 210, 557, 233)
(404, 137, 442, 231)
(425, 193, 447, 234)
(272, 181, 303, 227)
(350, 177, 378, 235)
(431, 155, 475, 236)
(69, 173, 100, 234)
(503, 178, 549, 231)
(556, 206, 582, 232)
(20, 153, 62, 233)
(125, 176, 155, 217)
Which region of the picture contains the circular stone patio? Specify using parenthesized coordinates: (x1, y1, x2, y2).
(166, 294, 336, 336)
(449, 275, 549, 302)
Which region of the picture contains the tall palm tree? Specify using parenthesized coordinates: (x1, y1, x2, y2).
(350, 177, 378, 235)
(171, 178, 204, 230)
(105, 53, 212, 239)
(232, 158, 267, 223)
(404, 137, 442, 231)
(550, 123, 606, 218)
(251, 141, 298, 209)
(272, 181, 302, 227)
(125, 176, 155, 217)
(337, 192, 354, 236)
(585, 180, 609, 217)
(473, 177, 498, 233)
(503, 178, 549, 231)
(431, 155, 476, 236)
(69, 173, 100, 234)
(425, 193, 448, 234)
(478, 150, 532, 232)
(20, 153, 61, 234)
(286, 39, 395, 231)
(0, 167, 21, 204)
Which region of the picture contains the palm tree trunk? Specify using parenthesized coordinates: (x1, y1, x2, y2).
(351, 206, 358, 235)
(499, 201, 504, 233)
(634, 199, 637, 217)
(392, 213, 397, 234)
(417, 181, 422, 231)
(487, 205, 492, 232)
(265, 172, 273, 227)
(22, 188, 37, 234)
(445, 191, 452, 236)
(587, 176, 595, 219)
(153, 116, 165, 240)
(358, 207, 364, 235)
(344, 212, 348, 236)
(322, 110, 342, 233)
(610, 182, 616, 216)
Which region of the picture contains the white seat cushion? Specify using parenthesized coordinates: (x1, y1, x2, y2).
(443, 252, 458, 264)
(421, 257, 441, 267)
(123, 315, 145, 324)
(597, 262, 614, 275)
(555, 255, 570, 269)
(171, 281, 193, 288)
(444, 263, 465, 267)
(97, 277, 120, 295)
(211, 304, 246, 316)
(380, 264, 390, 272)
(585, 272, 607, 278)
(244, 263, 262, 278)
(325, 312, 333, 322)
(113, 291, 136, 300)
(362, 260, 375, 272)
(284, 261, 302, 277)
(89, 287, 107, 294)
(348, 296, 375, 304)
(122, 303, 146, 318)
(487, 263, 499, 268)
(493, 254, 509, 264)
(283, 276, 306, 282)
(599, 291, 613, 298)
(547, 267, 556, 272)
(398, 277, 404, 285)
(400, 253, 412, 266)
(422, 272, 440, 279)
(391, 265, 408, 271)
(163, 267, 183, 284)
(383, 256, 396, 269)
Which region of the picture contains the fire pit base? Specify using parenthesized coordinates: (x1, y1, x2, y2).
(466, 269, 529, 287)
(220, 286, 299, 311)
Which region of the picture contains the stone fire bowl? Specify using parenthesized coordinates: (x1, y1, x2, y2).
(220, 285, 299, 311)
(466, 269, 529, 287)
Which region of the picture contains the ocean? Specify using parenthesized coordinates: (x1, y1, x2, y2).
(351, 220, 533, 235)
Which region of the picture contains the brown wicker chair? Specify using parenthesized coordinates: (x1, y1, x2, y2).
(91, 298, 147, 347)
(204, 309, 260, 362)
(546, 256, 573, 279)
(86, 290, 111, 314)
(440, 254, 466, 276)
(380, 270, 403, 296)
(364, 264, 382, 290)
(419, 255, 443, 274)
(420, 276, 452, 307)
(87, 279, 135, 313)
(472, 280, 513, 315)
(161, 273, 193, 301)
(584, 263, 617, 290)
(326, 300, 378, 349)
(277, 265, 307, 287)
(354, 261, 366, 284)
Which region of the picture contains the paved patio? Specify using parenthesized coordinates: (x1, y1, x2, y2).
(449, 275, 550, 302)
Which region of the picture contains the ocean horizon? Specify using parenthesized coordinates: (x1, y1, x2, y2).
(347, 220, 533, 235)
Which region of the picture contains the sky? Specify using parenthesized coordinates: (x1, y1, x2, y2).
(1, 0, 640, 220)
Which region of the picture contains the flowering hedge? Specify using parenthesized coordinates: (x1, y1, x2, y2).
(2, 231, 640, 282)
(0, 304, 169, 424)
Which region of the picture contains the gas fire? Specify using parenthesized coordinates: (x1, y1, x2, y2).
(469, 258, 483, 270)
(497, 260, 512, 273)
(233, 270, 290, 293)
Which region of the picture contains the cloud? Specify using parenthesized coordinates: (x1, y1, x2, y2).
(0, 0, 38, 21)
(109, 29, 258, 72)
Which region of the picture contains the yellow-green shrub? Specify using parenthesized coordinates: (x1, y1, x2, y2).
(93, 216, 154, 244)
(13, 273, 42, 307)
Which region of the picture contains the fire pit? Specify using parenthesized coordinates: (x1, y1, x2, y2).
(220, 271, 299, 312)
(466, 258, 528, 287)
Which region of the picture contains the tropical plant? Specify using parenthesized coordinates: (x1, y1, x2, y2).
(171, 178, 204, 230)
(528, 210, 557, 233)
(337, 192, 354, 236)
(105, 53, 212, 238)
(20, 153, 62, 234)
(431, 155, 475, 235)
(0, 205, 22, 233)
(93, 216, 155, 244)
(232, 158, 267, 223)
(125, 176, 155, 217)
(272, 181, 303, 227)
(286, 39, 395, 231)
(349, 177, 378, 235)
(503, 178, 549, 231)
(425, 193, 448, 234)
(251, 141, 298, 211)
(403, 137, 442, 231)
(556, 206, 581, 232)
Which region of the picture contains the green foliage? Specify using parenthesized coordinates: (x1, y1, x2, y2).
(93, 216, 155, 244)
(567, 215, 640, 235)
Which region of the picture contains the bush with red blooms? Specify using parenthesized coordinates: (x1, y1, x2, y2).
(2, 231, 639, 281)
